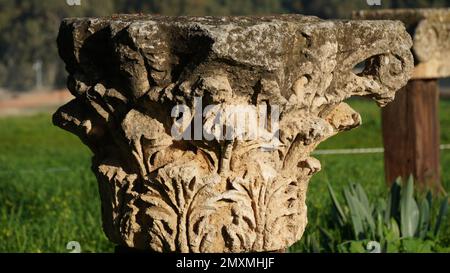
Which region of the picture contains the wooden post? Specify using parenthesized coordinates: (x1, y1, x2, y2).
(381, 79, 441, 190)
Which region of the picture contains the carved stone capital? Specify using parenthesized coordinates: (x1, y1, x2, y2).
(53, 15, 413, 252)
(354, 8, 450, 79)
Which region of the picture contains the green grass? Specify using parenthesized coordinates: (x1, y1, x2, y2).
(0, 113, 114, 252)
(0, 99, 449, 252)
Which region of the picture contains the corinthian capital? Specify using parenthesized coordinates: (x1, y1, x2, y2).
(53, 15, 413, 252)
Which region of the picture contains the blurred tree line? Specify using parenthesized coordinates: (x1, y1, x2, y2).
(0, 0, 448, 91)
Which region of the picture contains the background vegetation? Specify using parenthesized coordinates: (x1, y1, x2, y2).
(0, 0, 449, 90)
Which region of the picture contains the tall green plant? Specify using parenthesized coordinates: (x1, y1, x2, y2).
(321, 177, 449, 252)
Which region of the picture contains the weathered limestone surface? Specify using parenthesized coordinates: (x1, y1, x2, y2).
(53, 14, 413, 252)
(354, 8, 450, 79)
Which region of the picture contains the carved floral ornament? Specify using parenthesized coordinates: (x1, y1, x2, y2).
(53, 15, 413, 252)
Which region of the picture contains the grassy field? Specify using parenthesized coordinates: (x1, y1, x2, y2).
(0, 99, 449, 253)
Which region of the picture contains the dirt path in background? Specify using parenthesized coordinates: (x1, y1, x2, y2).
(0, 89, 72, 116)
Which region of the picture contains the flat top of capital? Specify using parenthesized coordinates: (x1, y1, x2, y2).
(353, 8, 450, 24)
(65, 14, 324, 25)
(64, 13, 405, 28)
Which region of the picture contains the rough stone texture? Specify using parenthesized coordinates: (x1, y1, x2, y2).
(354, 8, 450, 79)
(53, 14, 413, 252)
